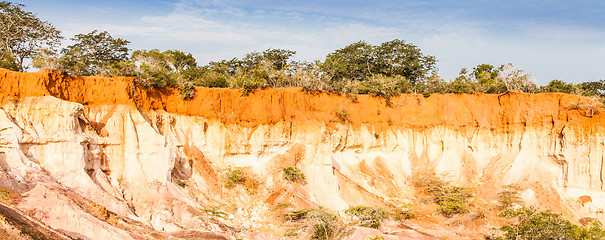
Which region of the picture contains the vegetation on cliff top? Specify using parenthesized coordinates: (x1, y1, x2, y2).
(2, 1, 604, 102)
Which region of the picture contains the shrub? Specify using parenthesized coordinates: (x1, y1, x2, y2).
(284, 208, 341, 240)
(345, 206, 389, 228)
(233, 74, 264, 97)
(283, 167, 305, 182)
(432, 186, 472, 217)
(489, 207, 605, 240)
(497, 184, 522, 210)
(284, 209, 311, 221)
(200, 206, 228, 219)
(393, 206, 415, 220)
(567, 98, 603, 117)
(415, 173, 472, 217)
(179, 81, 196, 100)
(359, 74, 402, 104)
(0, 187, 20, 205)
(539, 79, 577, 94)
(224, 168, 246, 188)
(335, 108, 351, 123)
(0, 127, 9, 154)
(199, 71, 229, 88)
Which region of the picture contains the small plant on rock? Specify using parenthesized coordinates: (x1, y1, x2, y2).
(0, 127, 10, 154)
(283, 167, 305, 182)
(345, 206, 389, 229)
(284, 208, 342, 240)
(415, 173, 473, 217)
(497, 184, 522, 210)
(393, 204, 415, 220)
(200, 206, 228, 219)
(335, 108, 351, 123)
(224, 168, 246, 188)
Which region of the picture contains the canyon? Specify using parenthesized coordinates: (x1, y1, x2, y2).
(0, 68, 604, 239)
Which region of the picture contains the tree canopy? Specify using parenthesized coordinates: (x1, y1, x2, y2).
(59, 30, 130, 76)
(321, 39, 437, 85)
(0, 1, 62, 71)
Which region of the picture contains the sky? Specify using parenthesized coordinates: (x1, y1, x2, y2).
(17, 0, 605, 84)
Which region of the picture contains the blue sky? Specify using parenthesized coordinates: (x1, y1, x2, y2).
(19, 0, 605, 84)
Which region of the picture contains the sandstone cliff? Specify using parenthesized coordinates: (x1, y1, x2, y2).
(0, 68, 604, 239)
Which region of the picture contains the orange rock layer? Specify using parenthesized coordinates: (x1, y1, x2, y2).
(1, 68, 603, 130)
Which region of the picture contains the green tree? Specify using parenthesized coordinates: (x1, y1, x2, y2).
(0, 1, 62, 71)
(539, 79, 577, 94)
(241, 48, 296, 71)
(447, 68, 476, 94)
(59, 30, 130, 75)
(373, 39, 437, 85)
(449, 63, 535, 94)
(321, 41, 374, 83)
(321, 39, 437, 86)
(578, 80, 605, 97)
(131, 49, 174, 87)
(472, 64, 505, 93)
(131, 49, 205, 98)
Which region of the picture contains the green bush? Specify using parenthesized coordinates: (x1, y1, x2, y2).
(224, 168, 246, 188)
(335, 108, 351, 123)
(284, 208, 341, 240)
(345, 206, 389, 228)
(359, 74, 402, 104)
(539, 79, 578, 94)
(200, 206, 228, 219)
(283, 167, 305, 182)
(393, 205, 415, 220)
(0, 127, 9, 154)
(179, 81, 196, 100)
(230, 74, 264, 96)
(497, 184, 522, 210)
(415, 174, 472, 217)
(489, 207, 605, 240)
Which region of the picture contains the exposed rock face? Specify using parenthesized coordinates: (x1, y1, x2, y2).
(0, 68, 604, 239)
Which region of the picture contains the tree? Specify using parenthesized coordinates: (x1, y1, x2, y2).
(0, 1, 62, 71)
(539, 79, 577, 94)
(131, 49, 206, 98)
(59, 30, 130, 76)
(373, 39, 437, 85)
(578, 80, 605, 97)
(497, 63, 536, 93)
(321, 41, 375, 82)
(472, 64, 505, 93)
(447, 68, 476, 94)
(321, 39, 437, 85)
(131, 49, 200, 87)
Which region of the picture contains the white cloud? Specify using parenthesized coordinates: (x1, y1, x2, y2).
(521, 23, 605, 41)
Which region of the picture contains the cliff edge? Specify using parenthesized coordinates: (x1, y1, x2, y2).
(0, 68, 604, 239)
